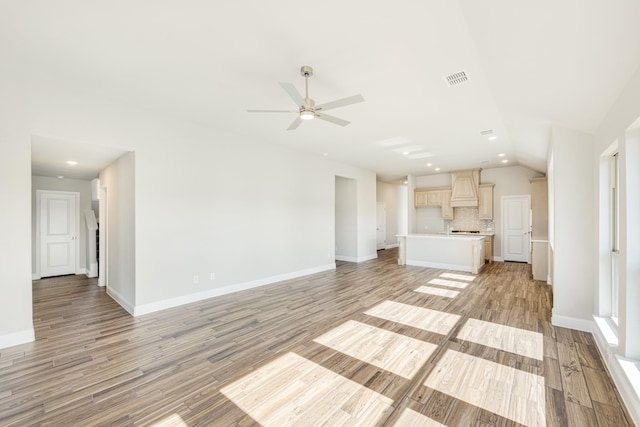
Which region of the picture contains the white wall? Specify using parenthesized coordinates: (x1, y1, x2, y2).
(335, 176, 357, 260)
(100, 152, 136, 312)
(550, 126, 595, 327)
(0, 68, 377, 346)
(376, 181, 407, 245)
(31, 176, 92, 278)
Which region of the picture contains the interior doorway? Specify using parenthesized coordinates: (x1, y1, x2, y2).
(36, 190, 80, 278)
(335, 176, 358, 262)
(376, 202, 386, 250)
(502, 195, 531, 262)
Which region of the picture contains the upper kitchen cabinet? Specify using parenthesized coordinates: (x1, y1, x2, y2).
(414, 187, 448, 208)
(450, 169, 480, 207)
(478, 184, 495, 219)
(441, 189, 454, 219)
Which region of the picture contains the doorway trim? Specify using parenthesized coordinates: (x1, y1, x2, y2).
(34, 189, 80, 280)
(98, 186, 107, 287)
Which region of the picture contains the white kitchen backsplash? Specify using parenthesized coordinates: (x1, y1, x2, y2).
(448, 207, 494, 232)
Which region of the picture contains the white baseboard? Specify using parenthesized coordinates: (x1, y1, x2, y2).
(0, 329, 35, 350)
(592, 317, 640, 426)
(106, 287, 134, 315)
(384, 243, 399, 249)
(493, 256, 504, 262)
(32, 273, 40, 280)
(133, 263, 336, 317)
(335, 254, 378, 263)
(406, 259, 472, 273)
(551, 314, 593, 332)
(76, 268, 87, 275)
(87, 263, 98, 278)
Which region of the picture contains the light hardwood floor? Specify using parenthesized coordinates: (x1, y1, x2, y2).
(0, 249, 633, 426)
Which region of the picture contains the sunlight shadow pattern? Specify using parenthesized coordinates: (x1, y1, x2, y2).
(150, 414, 189, 427)
(314, 320, 437, 379)
(457, 318, 544, 360)
(414, 285, 460, 298)
(428, 278, 469, 289)
(221, 352, 393, 426)
(393, 408, 446, 426)
(365, 300, 460, 335)
(440, 272, 476, 282)
(424, 349, 545, 427)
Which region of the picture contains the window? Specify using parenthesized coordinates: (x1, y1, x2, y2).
(611, 152, 619, 323)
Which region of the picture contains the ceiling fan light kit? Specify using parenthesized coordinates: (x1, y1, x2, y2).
(247, 65, 364, 130)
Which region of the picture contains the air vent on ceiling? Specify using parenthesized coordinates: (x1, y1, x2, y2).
(444, 71, 468, 87)
(480, 129, 494, 136)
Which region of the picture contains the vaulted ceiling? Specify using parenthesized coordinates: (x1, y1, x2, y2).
(4, 1, 640, 181)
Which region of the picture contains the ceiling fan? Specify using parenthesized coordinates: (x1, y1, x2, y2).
(247, 66, 365, 130)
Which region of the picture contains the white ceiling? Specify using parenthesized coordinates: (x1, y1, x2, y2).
(4, 1, 640, 182)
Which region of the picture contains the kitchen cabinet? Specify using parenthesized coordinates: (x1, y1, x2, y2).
(478, 184, 495, 220)
(441, 189, 453, 219)
(414, 187, 449, 208)
(483, 235, 493, 263)
(414, 190, 429, 207)
(530, 177, 548, 281)
(426, 190, 442, 206)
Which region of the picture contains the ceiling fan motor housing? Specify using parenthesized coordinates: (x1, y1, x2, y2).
(300, 65, 314, 77)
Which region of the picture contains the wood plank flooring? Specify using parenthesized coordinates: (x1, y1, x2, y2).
(0, 249, 633, 426)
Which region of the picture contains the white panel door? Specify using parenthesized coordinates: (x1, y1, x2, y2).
(502, 196, 530, 262)
(376, 202, 386, 250)
(40, 192, 78, 277)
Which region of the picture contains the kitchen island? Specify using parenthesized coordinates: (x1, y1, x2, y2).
(397, 234, 486, 274)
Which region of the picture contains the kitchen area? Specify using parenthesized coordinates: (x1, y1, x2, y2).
(393, 166, 548, 279)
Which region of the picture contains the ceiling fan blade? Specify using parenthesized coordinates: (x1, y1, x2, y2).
(279, 82, 306, 107)
(315, 94, 364, 112)
(315, 113, 350, 127)
(287, 116, 303, 131)
(247, 109, 296, 113)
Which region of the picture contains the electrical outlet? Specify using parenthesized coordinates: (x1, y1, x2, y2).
(193, 275, 199, 284)
(210, 272, 215, 281)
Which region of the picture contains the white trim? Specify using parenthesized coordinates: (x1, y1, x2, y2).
(133, 263, 336, 317)
(406, 259, 472, 273)
(593, 317, 640, 426)
(493, 256, 504, 262)
(357, 254, 378, 262)
(384, 243, 399, 249)
(32, 273, 40, 280)
(77, 268, 87, 275)
(87, 262, 98, 278)
(551, 314, 593, 332)
(0, 329, 35, 349)
(336, 255, 358, 262)
(106, 287, 134, 315)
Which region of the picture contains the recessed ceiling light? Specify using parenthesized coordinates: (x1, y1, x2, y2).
(426, 163, 432, 167)
(66, 160, 78, 165)
(501, 159, 509, 163)
(498, 153, 505, 157)
(488, 136, 497, 141)
(435, 167, 441, 171)
(322, 152, 328, 157)
(403, 151, 409, 155)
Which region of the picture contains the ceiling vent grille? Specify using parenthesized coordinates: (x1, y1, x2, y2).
(444, 71, 469, 87)
(480, 129, 494, 136)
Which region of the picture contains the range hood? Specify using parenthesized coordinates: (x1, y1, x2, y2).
(450, 169, 481, 207)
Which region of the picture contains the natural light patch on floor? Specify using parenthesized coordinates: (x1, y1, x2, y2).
(365, 300, 460, 335)
(220, 352, 393, 426)
(457, 318, 544, 360)
(393, 408, 446, 426)
(414, 286, 460, 298)
(314, 320, 437, 379)
(424, 349, 545, 427)
(428, 278, 469, 289)
(150, 414, 188, 427)
(440, 272, 475, 282)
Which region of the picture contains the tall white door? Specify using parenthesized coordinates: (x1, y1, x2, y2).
(502, 195, 531, 262)
(376, 202, 386, 250)
(40, 191, 78, 277)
